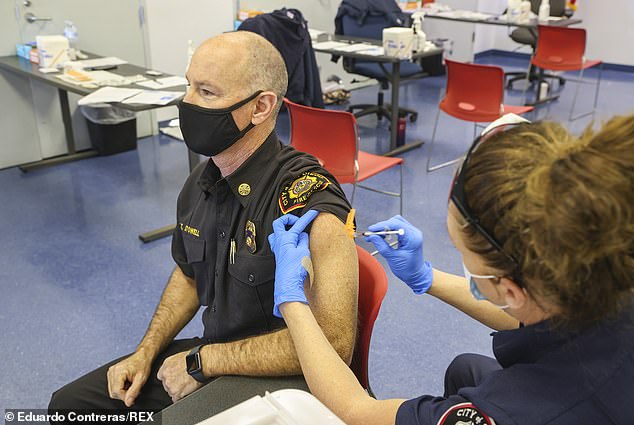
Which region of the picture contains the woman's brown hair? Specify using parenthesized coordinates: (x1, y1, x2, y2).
(460, 115, 634, 328)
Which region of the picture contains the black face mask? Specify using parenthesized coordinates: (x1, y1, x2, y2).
(177, 90, 263, 157)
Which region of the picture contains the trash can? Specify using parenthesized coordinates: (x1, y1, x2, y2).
(81, 103, 137, 156)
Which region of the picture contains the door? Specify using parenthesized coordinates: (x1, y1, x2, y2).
(10, 0, 153, 161)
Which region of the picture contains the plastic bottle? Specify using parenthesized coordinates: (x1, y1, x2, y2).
(519, 1, 531, 23)
(539, 81, 549, 100)
(507, 0, 521, 22)
(186, 40, 195, 73)
(411, 10, 426, 53)
(397, 114, 407, 147)
(538, 0, 551, 22)
(63, 21, 78, 60)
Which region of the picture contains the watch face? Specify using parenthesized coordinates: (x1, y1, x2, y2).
(186, 352, 199, 373)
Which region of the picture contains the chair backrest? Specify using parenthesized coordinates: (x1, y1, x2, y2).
(532, 25, 587, 71)
(351, 245, 389, 389)
(529, 0, 566, 16)
(340, 14, 391, 40)
(440, 59, 505, 123)
(284, 98, 358, 184)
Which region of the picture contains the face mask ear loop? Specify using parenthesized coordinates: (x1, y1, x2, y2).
(226, 91, 263, 139)
(226, 90, 264, 113)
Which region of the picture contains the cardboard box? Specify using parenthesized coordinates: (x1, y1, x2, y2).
(36, 35, 69, 68)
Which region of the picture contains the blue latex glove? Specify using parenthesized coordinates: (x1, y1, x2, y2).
(268, 210, 320, 318)
(364, 215, 433, 294)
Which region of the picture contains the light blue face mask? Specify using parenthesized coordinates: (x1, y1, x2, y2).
(462, 262, 509, 309)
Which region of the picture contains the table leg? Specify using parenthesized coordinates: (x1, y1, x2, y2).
(138, 224, 176, 243)
(138, 149, 201, 244)
(384, 61, 423, 157)
(525, 67, 560, 107)
(19, 88, 98, 172)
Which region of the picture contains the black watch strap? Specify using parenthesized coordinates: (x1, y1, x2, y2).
(186, 344, 207, 383)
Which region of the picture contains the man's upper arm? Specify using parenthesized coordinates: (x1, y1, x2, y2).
(306, 212, 358, 362)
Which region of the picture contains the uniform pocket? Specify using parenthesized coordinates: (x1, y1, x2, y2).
(183, 234, 205, 264)
(227, 253, 275, 287)
(224, 253, 280, 335)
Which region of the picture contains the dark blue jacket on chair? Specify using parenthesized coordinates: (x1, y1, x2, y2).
(239, 8, 324, 108)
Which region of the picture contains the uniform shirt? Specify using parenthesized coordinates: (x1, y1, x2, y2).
(397, 305, 634, 425)
(171, 131, 351, 343)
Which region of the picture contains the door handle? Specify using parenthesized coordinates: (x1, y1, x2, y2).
(25, 12, 52, 23)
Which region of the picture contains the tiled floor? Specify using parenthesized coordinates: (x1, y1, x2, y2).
(1, 54, 632, 412)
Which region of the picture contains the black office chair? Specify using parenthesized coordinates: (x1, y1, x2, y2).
(341, 14, 424, 123)
(505, 0, 568, 90)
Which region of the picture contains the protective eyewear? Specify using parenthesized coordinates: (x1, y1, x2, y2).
(449, 113, 531, 268)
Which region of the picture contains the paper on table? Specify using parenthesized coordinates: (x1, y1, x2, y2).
(70, 57, 127, 69)
(355, 47, 385, 56)
(312, 41, 352, 50)
(152, 76, 188, 88)
(435, 10, 492, 20)
(334, 43, 378, 53)
(136, 80, 166, 89)
(122, 90, 184, 105)
(77, 87, 143, 105)
(308, 28, 326, 40)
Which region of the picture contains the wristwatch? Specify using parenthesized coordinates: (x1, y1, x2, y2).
(186, 345, 207, 383)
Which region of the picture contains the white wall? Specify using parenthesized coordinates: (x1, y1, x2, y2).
(473, 0, 634, 66)
(143, 0, 235, 121)
(572, 1, 634, 66)
(0, 2, 42, 169)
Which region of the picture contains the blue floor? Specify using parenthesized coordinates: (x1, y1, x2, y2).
(1, 54, 632, 412)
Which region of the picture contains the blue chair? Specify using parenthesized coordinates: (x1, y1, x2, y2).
(341, 14, 424, 123)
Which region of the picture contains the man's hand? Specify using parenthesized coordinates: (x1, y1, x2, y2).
(157, 351, 203, 403)
(107, 351, 152, 407)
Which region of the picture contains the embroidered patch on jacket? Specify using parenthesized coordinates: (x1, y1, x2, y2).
(278, 172, 331, 214)
(245, 220, 257, 254)
(436, 403, 496, 425)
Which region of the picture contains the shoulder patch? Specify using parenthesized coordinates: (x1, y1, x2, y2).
(279, 172, 331, 214)
(436, 403, 496, 425)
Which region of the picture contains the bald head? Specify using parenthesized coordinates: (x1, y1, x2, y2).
(194, 32, 288, 115)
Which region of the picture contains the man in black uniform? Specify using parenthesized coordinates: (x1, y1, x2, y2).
(49, 31, 358, 416)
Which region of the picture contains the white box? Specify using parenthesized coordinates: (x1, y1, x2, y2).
(36, 35, 69, 68)
(196, 389, 345, 425)
(382, 27, 414, 59)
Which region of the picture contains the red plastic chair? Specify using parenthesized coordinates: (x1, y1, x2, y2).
(526, 25, 602, 121)
(351, 245, 389, 395)
(284, 98, 404, 214)
(427, 59, 533, 172)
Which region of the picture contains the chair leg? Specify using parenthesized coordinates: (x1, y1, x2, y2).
(569, 67, 584, 121)
(426, 110, 464, 172)
(570, 63, 603, 122)
(521, 61, 533, 107)
(425, 109, 441, 172)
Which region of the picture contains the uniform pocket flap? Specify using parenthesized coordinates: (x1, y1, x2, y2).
(228, 254, 275, 286)
(183, 235, 205, 263)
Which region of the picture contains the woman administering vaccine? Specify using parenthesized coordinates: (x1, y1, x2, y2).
(268, 114, 634, 425)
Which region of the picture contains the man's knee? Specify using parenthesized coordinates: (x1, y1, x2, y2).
(444, 353, 500, 397)
(48, 373, 113, 411)
(49, 384, 79, 412)
(446, 353, 482, 379)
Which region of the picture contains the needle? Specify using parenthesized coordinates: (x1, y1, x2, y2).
(355, 229, 405, 237)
